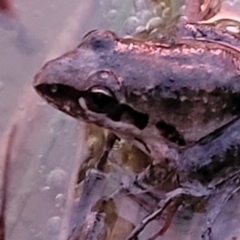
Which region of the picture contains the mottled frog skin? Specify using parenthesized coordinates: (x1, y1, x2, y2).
(33, 23, 240, 183)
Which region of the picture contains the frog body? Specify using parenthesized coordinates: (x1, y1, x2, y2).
(34, 24, 240, 172)
(33, 23, 240, 240)
(177, 23, 240, 52)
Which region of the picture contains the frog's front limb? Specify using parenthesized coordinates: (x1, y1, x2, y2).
(96, 132, 118, 170)
(129, 118, 240, 239)
(176, 118, 240, 239)
(201, 173, 240, 240)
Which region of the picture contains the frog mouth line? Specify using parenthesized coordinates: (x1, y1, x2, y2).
(34, 83, 85, 118)
(35, 83, 149, 130)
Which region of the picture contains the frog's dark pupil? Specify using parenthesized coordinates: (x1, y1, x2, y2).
(85, 92, 118, 114)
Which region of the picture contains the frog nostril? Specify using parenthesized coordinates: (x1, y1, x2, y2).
(156, 120, 186, 146)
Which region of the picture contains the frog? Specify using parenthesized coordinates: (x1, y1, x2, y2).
(33, 23, 240, 239)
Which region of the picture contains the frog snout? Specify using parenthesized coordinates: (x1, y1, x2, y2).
(33, 60, 56, 89)
(33, 71, 41, 87)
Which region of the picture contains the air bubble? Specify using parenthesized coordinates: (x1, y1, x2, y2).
(134, 0, 148, 11)
(146, 17, 163, 31)
(107, 9, 117, 20)
(55, 194, 65, 208)
(46, 216, 61, 234)
(180, 4, 186, 15)
(124, 16, 140, 35)
(162, 7, 170, 19)
(136, 25, 146, 34)
(41, 186, 50, 192)
(46, 169, 67, 189)
(153, 5, 165, 16)
(140, 10, 153, 24)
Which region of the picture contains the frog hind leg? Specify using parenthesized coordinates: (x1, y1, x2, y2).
(179, 118, 240, 239)
(201, 175, 240, 240)
(179, 118, 240, 184)
(125, 187, 206, 240)
(149, 198, 182, 239)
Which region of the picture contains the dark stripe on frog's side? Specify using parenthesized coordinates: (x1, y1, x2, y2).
(107, 104, 149, 130)
(155, 121, 186, 146)
(196, 117, 239, 146)
(150, 82, 240, 127)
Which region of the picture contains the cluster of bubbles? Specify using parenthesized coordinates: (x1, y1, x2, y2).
(103, 0, 182, 41)
(103, 0, 240, 40)
(124, 0, 178, 37)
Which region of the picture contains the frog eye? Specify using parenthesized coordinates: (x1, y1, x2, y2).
(84, 87, 118, 114)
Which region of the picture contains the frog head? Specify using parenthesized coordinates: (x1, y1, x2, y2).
(33, 30, 153, 147)
(34, 28, 240, 160)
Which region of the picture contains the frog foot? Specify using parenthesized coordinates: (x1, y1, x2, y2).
(201, 228, 212, 240)
(201, 179, 240, 240)
(136, 162, 179, 193)
(125, 187, 207, 240)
